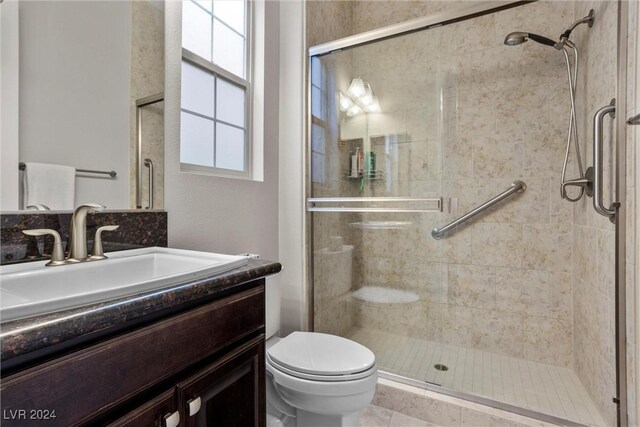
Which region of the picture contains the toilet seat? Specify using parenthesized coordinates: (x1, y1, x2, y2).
(266, 332, 376, 382)
(267, 354, 376, 382)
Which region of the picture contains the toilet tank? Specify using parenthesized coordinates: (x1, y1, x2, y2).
(266, 276, 281, 339)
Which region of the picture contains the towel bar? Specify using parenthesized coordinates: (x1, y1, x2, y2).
(19, 163, 117, 178)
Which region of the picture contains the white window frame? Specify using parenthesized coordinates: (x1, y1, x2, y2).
(180, 0, 261, 180)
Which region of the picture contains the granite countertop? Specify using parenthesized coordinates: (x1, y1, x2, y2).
(0, 259, 281, 367)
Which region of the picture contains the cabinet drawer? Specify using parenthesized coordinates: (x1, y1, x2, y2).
(107, 389, 177, 427)
(1, 285, 265, 427)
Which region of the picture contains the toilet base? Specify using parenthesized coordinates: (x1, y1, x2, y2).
(296, 410, 360, 427)
(266, 408, 361, 427)
(267, 369, 367, 427)
(267, 413, 292, 427)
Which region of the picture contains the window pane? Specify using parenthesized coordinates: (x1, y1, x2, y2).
(311, 86, 325, 120)
(216, 78, 245, 127)
(311, 152, 325, 183)
(311, 57, 323, 87)
(182, 0, 212, 61)
(196, 0, 212, 12)
(311, 123, 325, 154)
(181, 61, 215, 117)
(216, 123, 245, 171)
(213, 0, 245, 35)
(181, 112, 214, 166)
(213, 18, 244, 78)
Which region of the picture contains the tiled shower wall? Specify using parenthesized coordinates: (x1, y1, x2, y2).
(311, 1, 577, 365)
(571, 1, 620, 425)
(348, 1, 577, 368)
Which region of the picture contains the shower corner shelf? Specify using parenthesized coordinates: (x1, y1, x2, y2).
(344, 170, 384, 181)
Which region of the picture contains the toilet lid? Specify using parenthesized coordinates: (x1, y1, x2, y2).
(267, 332, 375, 376)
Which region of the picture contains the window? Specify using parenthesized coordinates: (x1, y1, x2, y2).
(310, 57, 327, 184)
(181, 0, 251, 176)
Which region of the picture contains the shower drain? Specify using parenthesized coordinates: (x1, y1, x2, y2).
(434, 364, 449, 371)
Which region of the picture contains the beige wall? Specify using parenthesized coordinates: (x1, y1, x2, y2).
(18, 1, 131, 209)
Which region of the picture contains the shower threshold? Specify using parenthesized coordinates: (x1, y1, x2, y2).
(346, 327, 605, 427)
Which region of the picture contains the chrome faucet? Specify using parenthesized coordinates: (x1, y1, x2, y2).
(68, 203, 105, 261)
(22, 203, 118, 266)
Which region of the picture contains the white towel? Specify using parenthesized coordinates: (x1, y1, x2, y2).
(23, 162, 75, 210)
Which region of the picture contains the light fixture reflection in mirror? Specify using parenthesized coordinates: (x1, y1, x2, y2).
(340, 78, 381, 116)
(346, 77, 366, 98)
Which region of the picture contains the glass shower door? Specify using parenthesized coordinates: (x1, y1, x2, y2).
(309, 31, 450, 380)
(308, 1, 624, 425)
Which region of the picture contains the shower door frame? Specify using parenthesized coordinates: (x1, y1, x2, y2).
(306, 1, 630, 426)
(614, 2, 628, 426)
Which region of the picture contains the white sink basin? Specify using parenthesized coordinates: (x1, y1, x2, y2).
(0, 247, 249, 322)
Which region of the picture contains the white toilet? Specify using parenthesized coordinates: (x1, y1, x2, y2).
(265, 282, 378, 427)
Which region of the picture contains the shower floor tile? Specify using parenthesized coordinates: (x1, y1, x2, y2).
(346, 327, 606, 427)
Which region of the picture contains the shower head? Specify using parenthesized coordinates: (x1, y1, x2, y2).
(503, 31, 558, 48)
(503, 31, 528, 46)
(504, 9, 595, 50)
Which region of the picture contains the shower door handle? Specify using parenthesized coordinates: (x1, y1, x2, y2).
(592, 99, 616, 220)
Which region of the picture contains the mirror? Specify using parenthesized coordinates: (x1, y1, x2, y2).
(7, 0, 164, 211)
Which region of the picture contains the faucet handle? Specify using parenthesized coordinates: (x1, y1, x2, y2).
(90, 225, 119, 260)
(76, 203, 106, 213)
(22, 229, 66, 266)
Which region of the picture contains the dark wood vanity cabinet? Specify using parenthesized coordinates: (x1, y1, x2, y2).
(1, 281, 266, 427)
(178, 337, 265, 427)
(110, 337, 264, 427)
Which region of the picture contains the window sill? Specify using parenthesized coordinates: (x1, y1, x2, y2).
(180, 163, 261, 182)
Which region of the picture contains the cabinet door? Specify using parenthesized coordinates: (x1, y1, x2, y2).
(107, 389, 179, 427)
(178, 335, 265, 427)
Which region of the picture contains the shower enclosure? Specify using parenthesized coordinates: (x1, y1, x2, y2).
(308, 1, 629, 426)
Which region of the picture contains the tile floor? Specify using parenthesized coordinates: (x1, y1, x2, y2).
(347, 327, 605, 426)
(362, 380, 562, 427)
(361, 405, 436, 427)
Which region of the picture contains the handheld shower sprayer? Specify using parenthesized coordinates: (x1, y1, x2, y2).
(503, 9, 595, 203)
(503, 10, 594, 50)
(503, 32, 556, 47)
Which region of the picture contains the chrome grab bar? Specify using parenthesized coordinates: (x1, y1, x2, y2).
(144, 158, 154, 209)
(19, 162, 116, 178)
(593, 99, 616, 220)
(431, 181, 526, 240)
(306, 197, 442, 213)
